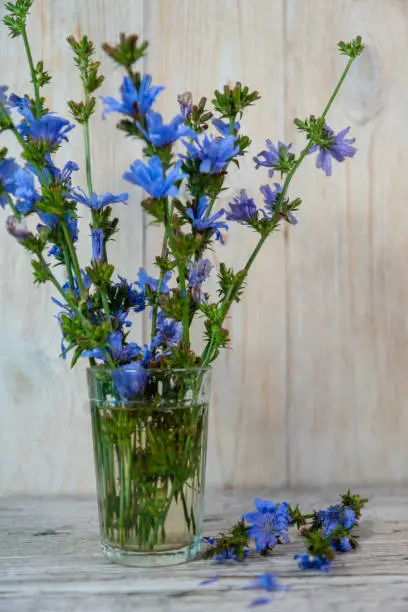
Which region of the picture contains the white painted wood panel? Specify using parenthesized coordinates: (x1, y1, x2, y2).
(1, 0, 407, 493)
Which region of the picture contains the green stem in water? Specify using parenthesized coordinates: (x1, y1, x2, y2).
(22, 27, 41, 118)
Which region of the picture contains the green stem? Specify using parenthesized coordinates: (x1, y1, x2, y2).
(163, 200, 190, 346)
(22, 27, 41, 118)
(201, 56, 356, 366)
(60, 241, 76, 292)
(61, 222, 84, 294)
(150, 231, 169, 340)
(102, 292, 112, 329)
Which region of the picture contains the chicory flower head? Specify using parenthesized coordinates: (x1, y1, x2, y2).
(186, 196, 228, 242)
(115, 276, 145, 312)
(254, 140, 292, 177)
(137, 268, 172, 294)
(101, 75, 164, 118)
(317, 504, 357, 536)
(226, 189, 257, 223)
(151, 311, 183, 349)
(112, 362, 148, 401)
(6, 216, 32, 242)
(242, 498, 290, 553)
(70, 187, 128, 211)
(11, 95, 74, 150)
(309, 124, 356, 176)
(83, 331, 141, 364)
(137, 111, 195, 146)
(12, 167, 39, 214)
(91, 228, 104, 263)
(260, 183, 297, 225)
(0, 158, 19, 207)
(212, 117, 240, 136)
(331, 535, 353, 553)
(124, 156, 186, 199)
(181, 133, 240, 174)
(177, 91, 193, 119)
(188, 258, 213, 302)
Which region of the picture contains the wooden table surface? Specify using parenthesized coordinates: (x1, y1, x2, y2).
(1, 486, 407, 611)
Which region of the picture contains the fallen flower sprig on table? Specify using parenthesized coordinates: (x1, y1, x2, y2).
(202, 490, 368, 568)
(201, 491, 368, 606)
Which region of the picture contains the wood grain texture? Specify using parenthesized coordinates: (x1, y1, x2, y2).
(284, 0, 408, 486)
(0, 0, 144, 494)
(1, 0, 408, 494)
(143, 0, 287, 488)
(1, 487, 408, 611)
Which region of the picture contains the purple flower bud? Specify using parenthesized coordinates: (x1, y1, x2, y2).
(91, 228, 104, 262)
(177, 91, 193, 119)
(6, 216, 32, 242)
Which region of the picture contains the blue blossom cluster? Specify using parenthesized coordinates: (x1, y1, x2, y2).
(0, 10, 362, 411)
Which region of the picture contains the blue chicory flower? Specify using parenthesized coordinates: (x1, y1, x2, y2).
(188, 258, 213, 302)
(70, 187, 128, 211)
(151, 311, 183, 349)
(317, 504, 357, 536)
(116, 276, 146, 312)
(137, 111, 195, 146)
(6, 216, 32, 242)
(244, 573, 288, 593)
(186, 196, 228, 242)
(13, 167, 39, 213)
(177, 91, 193, 119)
(260, 183, 297, 225)
(11, 95, 74, 149)
(309, 124, 356, 176)
(226, 189, 257, 223)
(83, 331, 141, 364)
(137, 268, 172, 294)
(332, 535, 353, 553)
(212, 117, 240, 136)
(295, 553, 332, 572)
(46, 157, 79, 186)
(0, 158, 19, 207)
(112, 362, 148, 401)
(254, 140, 292, 177)
(242, 498, 290, 553)
(181, 133, 240, 174)
(124, 156, 186, 199)
(91, 228, 104, 262)
(101, 75, 164, 118)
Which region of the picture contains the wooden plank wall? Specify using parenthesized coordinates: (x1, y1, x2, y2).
(1, 0, 407, 494)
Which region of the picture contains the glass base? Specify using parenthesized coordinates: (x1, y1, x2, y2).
(101, 537, 201, 567)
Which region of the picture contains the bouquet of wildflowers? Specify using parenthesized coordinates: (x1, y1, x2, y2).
(0, 0, 364, 561)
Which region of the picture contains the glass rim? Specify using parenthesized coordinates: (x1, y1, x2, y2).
(86, 365, 212, 374)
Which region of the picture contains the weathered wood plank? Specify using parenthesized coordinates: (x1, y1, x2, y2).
(284, 0, 408, 486)
(1, 487, 408, 611)
(0, 0, 144, 495)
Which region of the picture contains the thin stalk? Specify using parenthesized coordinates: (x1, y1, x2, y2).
(22, 27, 41, 118)
(201, 56, 357, 366)
(60, 241, 76, 292)
(163, 200, 190, 346)
(150, 230, 169, 340)
(61, 222, 85, 293)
